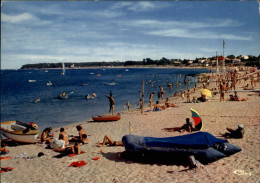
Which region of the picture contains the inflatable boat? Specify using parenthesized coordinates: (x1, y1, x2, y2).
(122, 132, 241, 164)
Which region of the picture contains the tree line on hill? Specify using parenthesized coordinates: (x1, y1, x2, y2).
(20, 55, 260, 69)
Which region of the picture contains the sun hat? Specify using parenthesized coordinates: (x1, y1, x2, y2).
(238, 124, 244, 129)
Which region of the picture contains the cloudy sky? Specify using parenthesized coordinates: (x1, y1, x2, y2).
(1, 1, 260, 69)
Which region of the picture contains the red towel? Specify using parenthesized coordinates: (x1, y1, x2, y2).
(0, 167, 14, 173)
(68, 151, 86, 157)
(69, 161, 86, 167)
(92, 157, 100, 160)
(0, 157, 12, 160)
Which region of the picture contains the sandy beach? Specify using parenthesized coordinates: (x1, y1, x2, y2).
(1, 70, 260, 183)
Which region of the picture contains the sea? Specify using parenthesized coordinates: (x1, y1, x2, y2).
(0, 68, 208, 131)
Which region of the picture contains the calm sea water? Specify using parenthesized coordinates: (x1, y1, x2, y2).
(0, 68, 208, 130)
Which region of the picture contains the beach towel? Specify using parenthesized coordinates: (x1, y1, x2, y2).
(0, 156, 12, 160)
(92, 157, 100, 160)
(68, 151, 86, 157)
(69, 161, 86, 167)
(0, 167, 14, 173)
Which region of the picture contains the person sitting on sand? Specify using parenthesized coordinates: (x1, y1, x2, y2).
(0, 141, 9, 155)
(23, 122, 39, 134)
(71, 125, 88, 144)
(97, 135, 123, 147)
(54, 142, 81, 155)
(165, 98, 177, 108)
(59, 127, 69, 146)
(41, 127, 54, 144)
(180, 118, 194, 133)
(221, 124, 245, 139)
(153, 101, 161, 111)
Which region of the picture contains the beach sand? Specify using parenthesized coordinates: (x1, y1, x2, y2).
(1, 71, 260, 183)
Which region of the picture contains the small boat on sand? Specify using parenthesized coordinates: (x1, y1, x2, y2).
(92, 113, 120, 122)
(0, 121, 40, 143)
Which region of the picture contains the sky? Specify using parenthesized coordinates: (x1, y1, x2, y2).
(1, 1, 260, 69)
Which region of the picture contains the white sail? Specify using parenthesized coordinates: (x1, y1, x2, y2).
(61, 62, 66, 75)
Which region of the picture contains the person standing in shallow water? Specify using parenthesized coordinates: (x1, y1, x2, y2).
(159, 86, 165, 101)
(104, 91, 115, 115)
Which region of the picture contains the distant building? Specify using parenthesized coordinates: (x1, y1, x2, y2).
(241, 55, 249, 60)
(198, 59, 206, 63)
(187, 60, 194, 64)
(70, 64, 75, 68)
(232, 59, 241, 65)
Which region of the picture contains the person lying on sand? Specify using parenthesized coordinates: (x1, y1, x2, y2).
(165, 98, 177, 108)
(70, 125, 88, 144)
(162, 118, 196, 133)
(229, 91, 248, 101)
(97, 135, 123, 147)
(53, 142, 81, 155)
(220, 124, 244, 139)
(243, 84, 254, 90)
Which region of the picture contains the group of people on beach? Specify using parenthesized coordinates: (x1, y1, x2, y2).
(39, 125, 88, 155)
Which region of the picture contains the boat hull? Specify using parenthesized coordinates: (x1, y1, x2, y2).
(0, 121, 40, 143)
(92, 113, 120, 122)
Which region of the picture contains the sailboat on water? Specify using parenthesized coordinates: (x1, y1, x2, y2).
(61, 63, 66, 75)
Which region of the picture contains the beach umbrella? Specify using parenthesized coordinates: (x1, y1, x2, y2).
(200, 89, 212, 98)
(190, 108, 203, 131)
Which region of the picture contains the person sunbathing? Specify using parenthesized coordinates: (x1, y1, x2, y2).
(162, 118, 196, 133)
(97, 135, 123, 147)
(243, 84, 254, 90)
(54, 142, 81, 155)
(165, 98, 177, 108)
(229, 91, 248, 101)
(221, 124, 245, 139)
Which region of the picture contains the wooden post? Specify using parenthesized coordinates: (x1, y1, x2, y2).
(141, 80, 144, 114)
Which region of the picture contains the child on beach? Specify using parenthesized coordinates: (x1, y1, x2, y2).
(97, 135, 123, 147)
